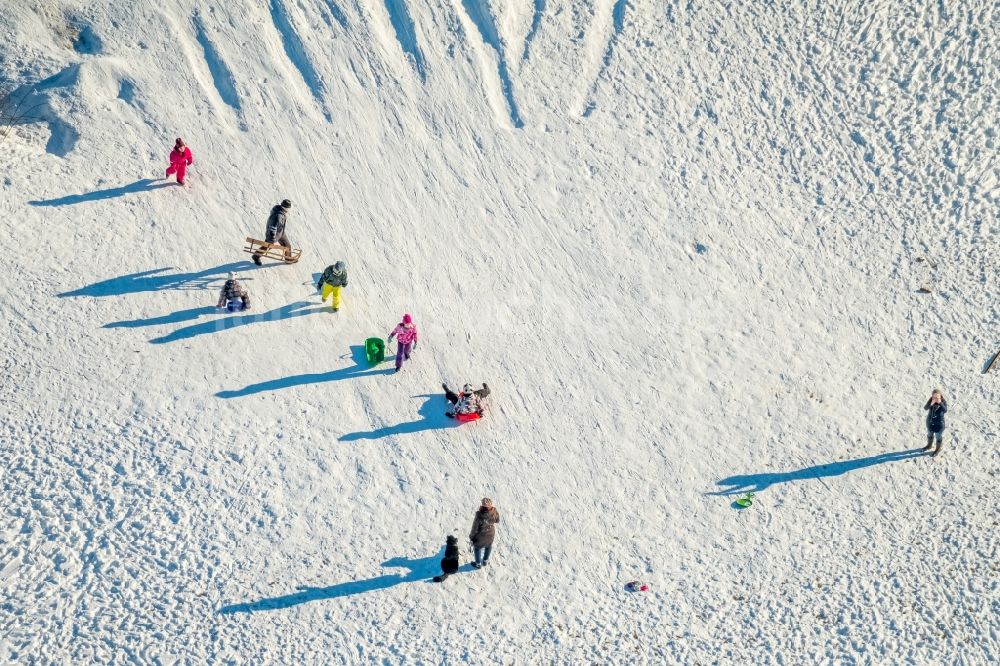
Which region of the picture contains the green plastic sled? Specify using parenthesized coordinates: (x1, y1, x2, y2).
(365, 337, 385, 364)
(735, 492, 754, 508)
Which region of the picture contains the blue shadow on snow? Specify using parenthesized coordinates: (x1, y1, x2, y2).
(29, 178, 177, 206)
(339, 393, 457, 441)
(216, 344, 394, 398)
(151, 300, 325, 345)
(709, 448, 927, 496)
(459, 0, 523, 128)
(59, 261, 260, 298)
(104, 306, 219, 329)
(218, 552, 443, 613)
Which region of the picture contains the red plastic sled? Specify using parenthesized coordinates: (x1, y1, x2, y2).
(455, 412, 482, 423)
(625, 581, 650, 592)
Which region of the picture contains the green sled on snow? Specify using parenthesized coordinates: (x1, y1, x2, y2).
(365, 337, 385, 364)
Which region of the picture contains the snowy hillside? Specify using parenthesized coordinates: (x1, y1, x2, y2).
(1, 0, 997, 662)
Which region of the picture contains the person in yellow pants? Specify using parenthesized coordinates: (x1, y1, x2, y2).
(322, 282, 342, 310)
(317, 261, 348, 312)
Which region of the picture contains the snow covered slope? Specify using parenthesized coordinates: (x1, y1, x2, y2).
(1, 0, 997, 662)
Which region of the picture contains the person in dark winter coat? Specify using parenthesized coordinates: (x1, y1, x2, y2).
(216, 272, 250, 311)
(252, 199, 292, 265)
(317, 262, 348, 290)
(433, 535, 461, 582)
(922, 389, 947, 456)
(443, 383, 490, 418)
(316, 261, 348, 311)
(469, 498, 500, 568)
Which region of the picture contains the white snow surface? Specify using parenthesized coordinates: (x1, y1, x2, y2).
(1, 0, 998, 662)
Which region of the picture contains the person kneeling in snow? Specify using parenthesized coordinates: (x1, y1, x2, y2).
(432, 535, 460, 582)
(216, 272, 250, 312)
(317, 261, 348, 312)
(443, 383, 490, 419)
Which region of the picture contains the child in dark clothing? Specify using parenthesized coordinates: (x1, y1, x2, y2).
(216, 272, 250, 311)
(922, 389, 948, 456)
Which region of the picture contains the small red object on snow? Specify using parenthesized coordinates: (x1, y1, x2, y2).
(625, 581, 649, 592)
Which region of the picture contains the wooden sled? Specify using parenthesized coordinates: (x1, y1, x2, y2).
(243, 237, 302, 264)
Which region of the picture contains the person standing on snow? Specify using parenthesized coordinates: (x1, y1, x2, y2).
(216, 272, 250, 312)
(165, 138, 193, 185)
(443, 383, 490, 418)
(316, 261, 348, 311)
(387, 314, 418, 372)
(253, 199, 293, 265)
(432, 535, 461, 582)
(922, 389, 948, 456)
(468, 498, 500, 569)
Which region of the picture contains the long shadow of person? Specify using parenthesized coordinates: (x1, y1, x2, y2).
(59, 261, 259, 298)
(709, 448, 927, 496)
(218, 551, 442, 614)
(29, 178, 177, 206)
(104, 306, 220, 329)
(339, 394, 457, 442)
(151, 300, 325, 344)
(216, 345, 394, 398)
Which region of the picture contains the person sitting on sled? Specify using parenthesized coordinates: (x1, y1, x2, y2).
(443, 382, 490, 419)
(317, 261, 348, 312)
(216, 272, 250, 312)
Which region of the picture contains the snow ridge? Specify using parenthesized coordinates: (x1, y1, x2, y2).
(268, 0, 332, 122)
(383, 0, 428, 81)
(459, 0, 524, 128)
(193, 14, 242, 118)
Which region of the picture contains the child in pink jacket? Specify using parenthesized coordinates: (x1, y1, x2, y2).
(165, 138, 194, 184)
(387, 313, 418, 372)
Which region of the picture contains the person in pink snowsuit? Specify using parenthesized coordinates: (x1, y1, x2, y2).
(387, 313, 418, 372)
(165, 138, 194, 185)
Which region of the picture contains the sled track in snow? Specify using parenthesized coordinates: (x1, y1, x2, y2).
(582, 0, 628, 117)
(459, 0, 524, 128)
(318, 0, 350, 31)
(521, 0, 546, 62)
(384, 0, 427, 81)
(269, 0, 331, 122)
(193, 16, 242, 115)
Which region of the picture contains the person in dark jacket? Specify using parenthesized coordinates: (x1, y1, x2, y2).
(216, 272, 250, 311)
(433, 535, 461, 582)
(316, 261, 348, 311)
(443, 383, 490, 418)
(922, 390, 947, 456)
(252, 199, 292, 265)
(469, 498, 500, 568)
